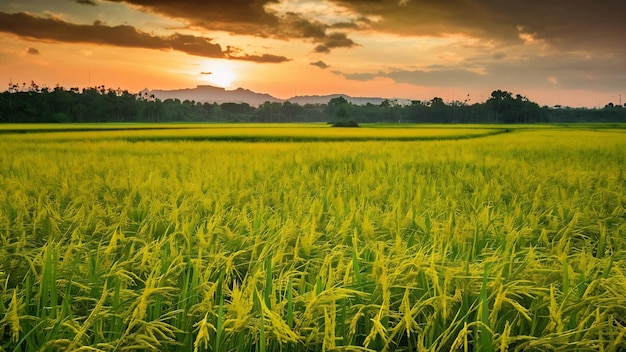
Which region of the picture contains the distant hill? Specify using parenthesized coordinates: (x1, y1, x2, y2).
(146, 85, 282, 106)
(143, 85, 403, 106)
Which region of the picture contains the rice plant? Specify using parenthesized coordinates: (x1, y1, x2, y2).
(1, 125, 625, 351)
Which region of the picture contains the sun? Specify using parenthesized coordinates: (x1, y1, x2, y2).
(206, 70, 236, 88)
(200, 61, 237, 88)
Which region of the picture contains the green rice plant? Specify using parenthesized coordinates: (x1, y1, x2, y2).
(1, 125, 625, 351)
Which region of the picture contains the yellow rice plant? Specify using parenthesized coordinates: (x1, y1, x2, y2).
(0, 125, 625, 351)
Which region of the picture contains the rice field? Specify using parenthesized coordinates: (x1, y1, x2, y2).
(1, 124, 625, 351)
(0, 123, 504, 142)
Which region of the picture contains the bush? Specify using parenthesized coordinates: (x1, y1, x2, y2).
(331, 120, 359, 127)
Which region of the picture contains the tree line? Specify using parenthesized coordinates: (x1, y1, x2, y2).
(1, 82, 625, 124)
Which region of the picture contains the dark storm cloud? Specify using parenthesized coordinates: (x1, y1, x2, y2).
(0, 12, 289, 63)
(311, 60, 329, 69)
(27, 47, 40, 55)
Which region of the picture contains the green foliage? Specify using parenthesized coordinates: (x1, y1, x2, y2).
(331, 120, 359, 127)
(326, 96, 352, 122)
(486, 90, 548, 123)
(2, 84, 626, 123)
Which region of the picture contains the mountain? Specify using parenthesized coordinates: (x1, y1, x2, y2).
(148, 85, 282, 106)
(143, 85, 403, 106)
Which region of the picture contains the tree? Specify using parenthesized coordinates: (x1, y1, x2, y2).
(430, 97, 445, 108)
(486, 90, 546, 123)
(281, 101, 302, 122)
(256, 101, 283, 122)
(328, 96, 348, 107)
(326, 96, 352, 122)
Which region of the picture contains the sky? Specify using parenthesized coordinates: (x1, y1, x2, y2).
(0, 0, 624, 108)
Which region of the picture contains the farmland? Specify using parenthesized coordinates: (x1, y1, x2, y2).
(1, 124, 625, 351)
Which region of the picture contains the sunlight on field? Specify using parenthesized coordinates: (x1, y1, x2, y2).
(1, 125, 625, 351)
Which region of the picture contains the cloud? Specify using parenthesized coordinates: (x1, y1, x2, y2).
(485, 54, 626, 91)
(336, 49, 626, 92)
(73, 0, 97, 5)
(102, 0, 625, 57)
(312, 0, 625, 93)
(329, 0, 626, 54)
(280, 12, 327, 39)
(311, 60, 329, 69)
(385, 68, 488, 88)
(337, 68, 487, 88)
(336, 71, 378, 81)
(27, 47, 40, 55)
(230, 53, 291, 63)
(107, 0, 359, 53)
(3, 0, 623, 98)
(107, 0, 279, 35)
(0, 12, 289, 63)
(314, 33, 357, 53)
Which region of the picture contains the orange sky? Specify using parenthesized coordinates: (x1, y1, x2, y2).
(1, 0, 624, 108)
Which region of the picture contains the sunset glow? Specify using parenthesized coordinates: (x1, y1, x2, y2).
(0, 0, 624, 107)
(199, 61, 238, 88)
